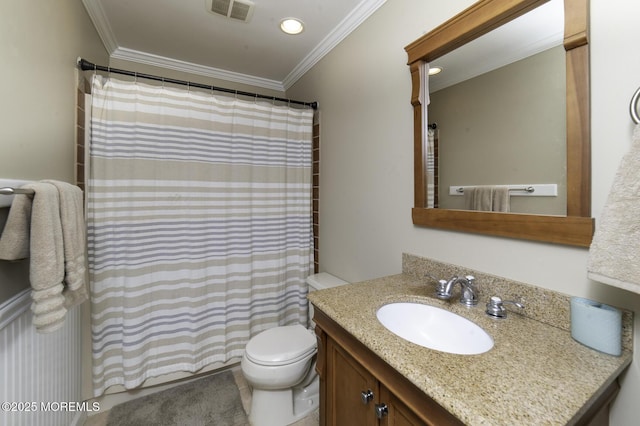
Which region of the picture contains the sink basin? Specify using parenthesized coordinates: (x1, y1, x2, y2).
(376, 302, 493, 355)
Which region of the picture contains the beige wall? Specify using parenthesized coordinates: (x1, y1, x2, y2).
(0, 0, 108, 182)
(0, 1, 107, 301)
(287, 1, 640, 425)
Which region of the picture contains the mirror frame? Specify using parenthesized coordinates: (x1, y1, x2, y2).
(405, 0, 594, 247)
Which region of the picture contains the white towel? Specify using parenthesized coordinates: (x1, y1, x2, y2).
(464, 186, 510, 212)
(44, 180, 88, 308)
(465, 187, 491, 211)
(492, 187, 510, 212)
(587, 125, 640, 293)
(0, 181, 88, 332)
(0, 192, 32, 260)
(24, 182, 68, 332)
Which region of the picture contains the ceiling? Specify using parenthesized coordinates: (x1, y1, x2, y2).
(428, 0, 564, 92)
(82, 0, 387, 92)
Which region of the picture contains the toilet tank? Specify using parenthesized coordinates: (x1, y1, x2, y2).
(306, 272, 348, 292)
(306, 272, 348, 326)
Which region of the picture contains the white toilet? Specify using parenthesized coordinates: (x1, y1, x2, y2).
(241, 272, 348, 426)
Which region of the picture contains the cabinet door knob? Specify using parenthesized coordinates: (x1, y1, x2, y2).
(361, 389, 374, 404)
(375, 403, 388, 418)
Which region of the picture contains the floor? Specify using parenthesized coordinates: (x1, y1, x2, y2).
(83, 366, 319, 426)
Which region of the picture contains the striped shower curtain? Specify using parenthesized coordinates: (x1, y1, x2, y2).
(87, 76, 314, 396)
(426, 127, 436, 208)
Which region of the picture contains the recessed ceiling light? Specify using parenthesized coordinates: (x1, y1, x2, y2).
(280, 18, 304, 35)
(428, 66, 443, 76)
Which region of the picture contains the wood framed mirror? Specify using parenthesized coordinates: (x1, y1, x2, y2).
(405, 0, 593, 247)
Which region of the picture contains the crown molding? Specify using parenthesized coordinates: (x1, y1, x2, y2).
(82, 0, 387, 92)
(82, 0, 118, 53)
(111, 48, 286, 92)
(282, 0, 387, 89)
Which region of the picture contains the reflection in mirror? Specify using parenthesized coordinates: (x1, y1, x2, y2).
(429, 45, 567, 215)
(405, 0, 594, 247)
(426, 0, 566, 215)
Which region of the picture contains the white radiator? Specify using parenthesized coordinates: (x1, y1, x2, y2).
(0, 289, 84, 426)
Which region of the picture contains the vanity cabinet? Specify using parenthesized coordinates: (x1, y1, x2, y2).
(325, 336, 377, 425)
(313, 304, 620, 426)
(314, 307, 463, 426)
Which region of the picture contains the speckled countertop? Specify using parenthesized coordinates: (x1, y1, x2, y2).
(308, 273, 633, 426)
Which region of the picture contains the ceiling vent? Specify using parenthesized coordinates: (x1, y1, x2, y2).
(207, 0, 255, 23)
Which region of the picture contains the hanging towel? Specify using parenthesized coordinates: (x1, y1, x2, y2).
(44, 180, 88, 308)
(0, 181, 88, 332)
(587, 124, 640, 293)
(465, 187, 492, 211)
(25, 182, 68, 332)
(464, 186, 510, 212)
(0, 192, 32, 260)
(492, 186, 511, 212)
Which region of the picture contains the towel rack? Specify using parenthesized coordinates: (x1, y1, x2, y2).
(449, 184, 558, 197)
(0, 187, 34, 196)
(455, 186, 534, 194)
(0, 180, 33, 208)
(630, 86, 640, 124)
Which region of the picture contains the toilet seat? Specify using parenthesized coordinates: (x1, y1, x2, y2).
(245, 324, 316, 366)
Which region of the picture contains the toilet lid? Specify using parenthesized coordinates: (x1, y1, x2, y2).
(245, 324, 316, 366)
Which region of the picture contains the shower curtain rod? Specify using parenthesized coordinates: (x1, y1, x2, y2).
(77, 58, 318, 110)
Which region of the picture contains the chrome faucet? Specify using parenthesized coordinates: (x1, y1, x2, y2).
(435, 275, 478, 306)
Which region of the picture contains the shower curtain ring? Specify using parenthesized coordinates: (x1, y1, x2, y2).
(630, 86, 640, 124)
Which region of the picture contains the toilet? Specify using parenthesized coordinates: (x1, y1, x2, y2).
(241, 272, 349, 426)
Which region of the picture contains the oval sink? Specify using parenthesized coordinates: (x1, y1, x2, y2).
(376, 302, 493, 355)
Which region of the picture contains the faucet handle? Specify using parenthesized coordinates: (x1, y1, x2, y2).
(424, 273, 450, 299)
(436, 279, 450, 299)
(485, 296, 524, 318)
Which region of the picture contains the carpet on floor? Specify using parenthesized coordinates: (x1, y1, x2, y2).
(106, 370, 249, 426)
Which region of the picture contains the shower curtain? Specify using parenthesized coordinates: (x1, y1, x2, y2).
(420, 61, 436, 208)
(87, 76, 314, 396)
(426, 127, 436, 208)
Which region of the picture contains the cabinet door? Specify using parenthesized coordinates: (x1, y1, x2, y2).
(326, 336, 378, 426)
(379, 384, 428, 426)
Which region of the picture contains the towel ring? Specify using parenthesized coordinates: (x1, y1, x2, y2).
(630, 86, 640, 124)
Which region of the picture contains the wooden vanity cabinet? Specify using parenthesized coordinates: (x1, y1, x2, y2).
(325, 337, 378, 425)
(313, 305, 621, 426)
(314, 308, 464, 426)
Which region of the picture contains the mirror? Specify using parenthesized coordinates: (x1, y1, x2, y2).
(428, 1, 566, 215)
(405, 0, 594, 247)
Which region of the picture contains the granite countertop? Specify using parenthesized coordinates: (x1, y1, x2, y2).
(308, 273, 633, 426)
